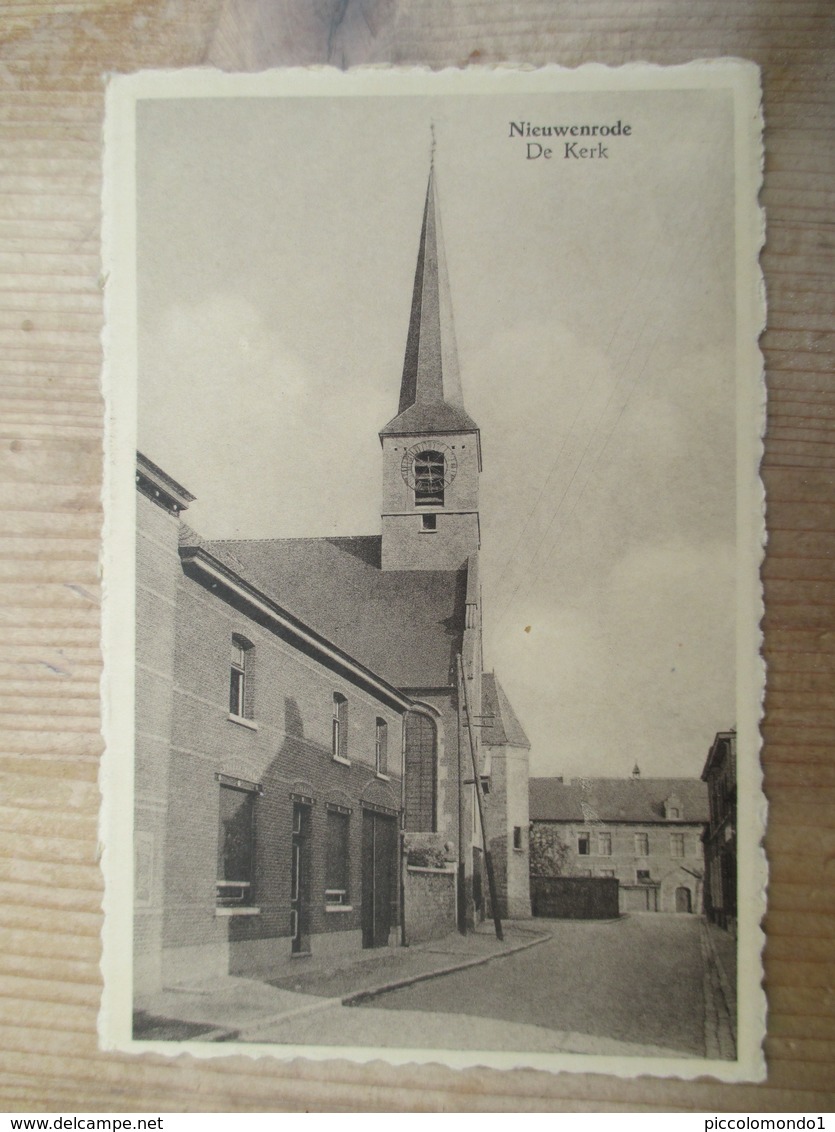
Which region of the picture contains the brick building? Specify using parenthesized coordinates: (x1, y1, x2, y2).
(701, 730, 737, 934)
(133, 159, 531, 998)
(529, 770, 709, 915)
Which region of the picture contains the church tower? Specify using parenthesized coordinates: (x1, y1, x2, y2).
(380, 159, 481, 572)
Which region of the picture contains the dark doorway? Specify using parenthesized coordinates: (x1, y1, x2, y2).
(361, 809, 397, 948)
(290, 802, 311, 953)
(676, 885, 693, 913)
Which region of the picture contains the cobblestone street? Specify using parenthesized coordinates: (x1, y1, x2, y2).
(357, 913, 711, 1057)
(238, 914, 735, 1059)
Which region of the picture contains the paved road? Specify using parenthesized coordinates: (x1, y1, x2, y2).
(241, 913, 707, 1058)
(361, 913, 705, 1056)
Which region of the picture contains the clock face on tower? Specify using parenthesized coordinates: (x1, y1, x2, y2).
(400, 443, 458, 491)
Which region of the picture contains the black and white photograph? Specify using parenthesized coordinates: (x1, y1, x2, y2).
(101, 64, 766, 1080)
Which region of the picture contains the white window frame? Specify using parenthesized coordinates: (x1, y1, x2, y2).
(332, 693, 349, 763)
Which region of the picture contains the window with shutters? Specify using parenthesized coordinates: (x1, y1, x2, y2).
(404, 711, 437, 831)
(635, 832, 649, 856)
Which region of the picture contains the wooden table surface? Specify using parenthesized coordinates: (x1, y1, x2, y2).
(1, 0, 833, 1113)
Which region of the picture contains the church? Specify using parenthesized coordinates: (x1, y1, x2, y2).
(133, 159, 532, 1000)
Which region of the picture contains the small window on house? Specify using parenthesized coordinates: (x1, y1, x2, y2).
(598, 869, 615, 878)
(414, 450, 445, 507)
(597, 832, 612, 856)
(421, 513, 437, 531)
(668, 807, 681, 819)
(375, 718, 388, 776)
(637, 869, 652, 884)
(229, 637, 253, 718)
(634, 833, 649, 857)
(578, 832, 590, 856)
(332, 693, 348, 762)
(325, 808, 350, 906)
(513, 826, 523, 851)
(670, 833, 685, 858)
(217, 783, 256, 905)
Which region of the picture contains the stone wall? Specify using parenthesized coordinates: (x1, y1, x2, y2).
(403, 865, 457, 944)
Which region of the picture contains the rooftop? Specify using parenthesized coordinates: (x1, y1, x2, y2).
(530, 776, 709, 824)
(380, 163, 478, 440)
(481, 672, 531, 749)
(189, 533, 468, 690)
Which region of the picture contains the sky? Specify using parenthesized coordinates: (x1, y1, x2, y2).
(135, 79, 739, 780)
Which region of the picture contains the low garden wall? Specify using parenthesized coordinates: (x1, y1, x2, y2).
(403, 864, 457, 944)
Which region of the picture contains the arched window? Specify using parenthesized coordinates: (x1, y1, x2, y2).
(414, 450, 445, 507)
(404, 711, 437, 831)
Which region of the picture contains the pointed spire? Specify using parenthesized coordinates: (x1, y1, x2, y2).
(381, 154, 478, 437)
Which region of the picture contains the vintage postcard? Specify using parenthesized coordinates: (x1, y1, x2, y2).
(101, 63, 766, 1081)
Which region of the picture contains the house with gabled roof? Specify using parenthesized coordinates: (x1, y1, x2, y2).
(133, 157, 531, 998)
(529, 769, 709, 915)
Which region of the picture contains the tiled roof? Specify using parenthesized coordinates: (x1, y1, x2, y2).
(530, 776, 709, 824)
(178, 522, 203, 547)
(196, 534, 467, 689)
(381, 399, 479, 436)
(481, 672, 530, 749)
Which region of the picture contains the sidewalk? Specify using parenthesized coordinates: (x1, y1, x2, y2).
(700, 917, 737, 1059)
(133, 920, 549, 1043)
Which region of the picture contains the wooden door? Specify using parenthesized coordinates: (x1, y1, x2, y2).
(361, 810, 397, 948)
(676, 885, 692, 913)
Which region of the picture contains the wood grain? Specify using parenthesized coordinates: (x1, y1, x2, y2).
(1, 0, 833, 1112)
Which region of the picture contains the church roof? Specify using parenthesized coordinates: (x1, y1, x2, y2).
(380, 163, 478, 438)
(192, 533, 467, 689)
(529, 776, 709, 824)
(481, 672, 531, 749)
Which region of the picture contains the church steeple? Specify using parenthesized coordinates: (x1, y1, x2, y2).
(380, 160, 479, 439)
(379, 152, 481, 573)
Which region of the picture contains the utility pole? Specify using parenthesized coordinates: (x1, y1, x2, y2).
(458, 654, 503, 941)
